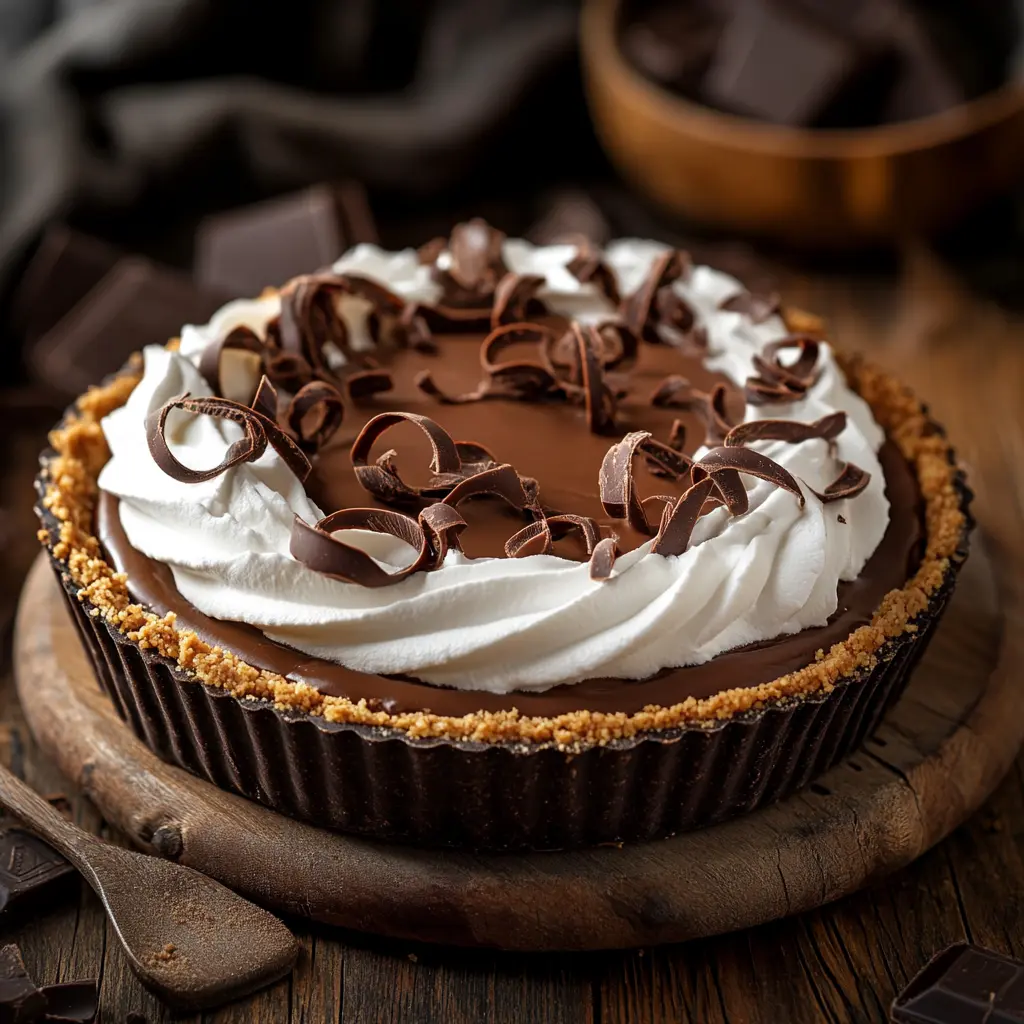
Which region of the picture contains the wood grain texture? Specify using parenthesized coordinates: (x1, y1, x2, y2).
(4, 244, 1024, 1021)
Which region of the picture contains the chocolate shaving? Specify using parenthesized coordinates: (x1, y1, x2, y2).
(443, 463, 538, 511)
(649, 476, 720, 557)
(589, 537, 618, 580)
(285, 381, 344, 454)
(724, 411, 846, 447)
(692, 446, 805, 516)
(651, 376, 738, 446)
(599, 430, 694, 535)
(290, 503, 466, 587)
(812, 462, 871, 503)
(146, 383, 311, 484)
(566, 239, 621, 306)
(745, 335, 821, 405)
(720, 290, 781, 324)
(504, 513, 601, 558)
(344, 369, 394, 404)
(620, 249, 695, 344)
(559, 323, 618, 434)
(197, 326, 264, 401)
(491, 273, 546, 327)
(430, 218, 508, 310)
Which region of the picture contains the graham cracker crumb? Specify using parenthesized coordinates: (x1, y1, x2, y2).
(35, 349, 968, 748)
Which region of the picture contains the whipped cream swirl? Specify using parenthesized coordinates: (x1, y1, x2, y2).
(98, 239, 889, 694)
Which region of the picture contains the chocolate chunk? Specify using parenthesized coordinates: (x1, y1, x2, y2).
(11, 226, 121, 344)
(892, 943, 1024, 1022)
(0, 823, 75, 917)
(28, 259, 231, 396)
(195, 182, 378, 297)
(702, 0, 885, 126)
(0, 944, 46, 1024)
(39, 981, 98, 1023)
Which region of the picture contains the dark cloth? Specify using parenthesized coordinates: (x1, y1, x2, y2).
(0, 0, 586, 308)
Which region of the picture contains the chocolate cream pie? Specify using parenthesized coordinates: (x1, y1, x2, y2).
(37, 222, 971, 850)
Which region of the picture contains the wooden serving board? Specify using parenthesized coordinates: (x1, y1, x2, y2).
(13, 544, 1022, 951)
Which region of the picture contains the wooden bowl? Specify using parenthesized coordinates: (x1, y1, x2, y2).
(581, 0, 1024, 245)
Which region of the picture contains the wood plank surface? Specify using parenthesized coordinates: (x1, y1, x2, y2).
(3, 243, 1024, 1022)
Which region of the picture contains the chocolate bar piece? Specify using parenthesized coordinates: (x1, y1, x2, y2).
(38, 981, 98, 1023)
(11, 226, 120, 344)
(892, 943, 1024, 1022)
(703, 0, 879, 125)
(0, 822, 75, 917)
(195, 182, 378, 297)
(0, 944, 46, 1024)
(28, 259, 231, 396)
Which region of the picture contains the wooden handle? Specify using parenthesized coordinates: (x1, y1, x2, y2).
(0, 761, 93, 868)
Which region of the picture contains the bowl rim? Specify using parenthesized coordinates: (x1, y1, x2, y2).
(582, 0, 1024, 160)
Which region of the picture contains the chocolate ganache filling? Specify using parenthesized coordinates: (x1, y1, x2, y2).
(95, 229, 922, 715)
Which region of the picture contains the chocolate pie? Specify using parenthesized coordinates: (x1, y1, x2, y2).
(36, 222, 971, 850)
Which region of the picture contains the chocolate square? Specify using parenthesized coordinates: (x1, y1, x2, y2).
(195, 182, 378, 297)
(28, 259, 231, 396)
(0, 826, 75, 916)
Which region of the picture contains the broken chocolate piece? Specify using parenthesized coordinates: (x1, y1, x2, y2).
(12, 226, 120, 345)
(0, 943, 46, 1024)
(892, 943, 1024, 1023)
(195, 182, 378, 297)
(27, 259, 230, 397)
(39, 980, 98, 1023)
(0, 823, 75, 918)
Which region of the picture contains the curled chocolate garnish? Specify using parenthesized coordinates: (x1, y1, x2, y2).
(198, 326, 264, 402)
(812, 462, 871, 504)
(589, 536, 618, 580)
(491, 273, 546, 327)
(416, 322, 563, 405)
(599, 430, 694, 535)
(649, 475, 720, 557)
(566, 239, 621, 307)
(290, 503, 466, 588)
(273, 272, 405, 390)
(430, 218, 508, 311)
(692, 446, 805, 516)
(724, 411, 846, 448)
(344, 369, 394, 404)
(443, 462, 539, 511)
(720, 290, 781, 324)
(562, 323, 618, 434)
(620, 249, 694, 344)
(745, 334, 821, 405)
(147, 381, 311, 484)
(651, 376, 738, 447)
(504, 513, 601, 558)
(286, 381, 344, 454)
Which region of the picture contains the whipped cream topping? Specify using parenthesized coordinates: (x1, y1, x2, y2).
(98, 239, 889, 694)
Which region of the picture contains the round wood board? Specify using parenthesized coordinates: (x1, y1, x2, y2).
(13, 544, 1023, 951)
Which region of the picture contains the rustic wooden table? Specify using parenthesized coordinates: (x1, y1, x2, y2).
(2, 243, 1023, 1023)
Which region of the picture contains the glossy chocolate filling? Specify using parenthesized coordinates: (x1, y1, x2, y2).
(96, 329, 922, 716)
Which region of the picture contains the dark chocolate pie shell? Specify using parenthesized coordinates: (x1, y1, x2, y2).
(39, 466, 970, 851)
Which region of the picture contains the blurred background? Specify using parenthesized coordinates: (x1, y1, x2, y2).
(1, 0, 1024, 612)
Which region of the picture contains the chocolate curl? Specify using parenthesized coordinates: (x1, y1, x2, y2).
(289, 503, 467, 588)
(812, 463, 871, 503)
(719, 290, 781, 324)
(344, 369, 394, 404)
(651, 376, 737, 447)
(416, 322, 562, 404)
(620, 249, 695, 343)
(197, 325, 264, 400)
(724, 411, 847, 447)
(694, 446, 805, 517)
(431, 218, 508, 309)
(443, 463, 539, 512)
(504, 513, 601, 557)
(566, 239, 621, 306)
(592, 321, 640, 372)
(286, 381, 344, 454)
(650, 476, 720, 556)
(565, 323, 617, 434)
(589, 537, 619, 580)
(745, 335, 821, 405)
(491, 273, 546, 327)
(146, 384, 311, 485)
(599, 431, 694, 535)
(350, 411, 464, 505)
